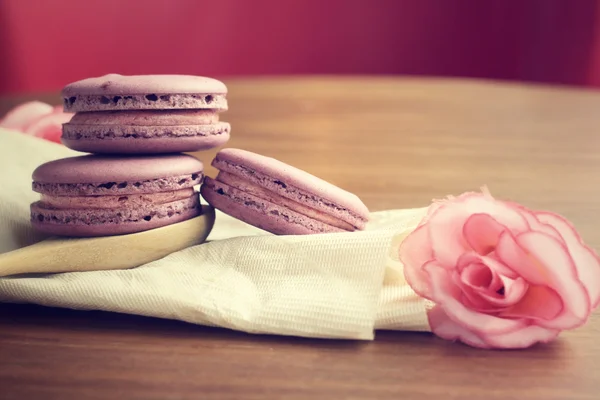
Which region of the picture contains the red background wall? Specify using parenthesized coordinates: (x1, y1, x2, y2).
(1, 0, 599, 94)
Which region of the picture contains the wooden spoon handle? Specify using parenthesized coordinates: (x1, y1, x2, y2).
(0, 206, 215, 277)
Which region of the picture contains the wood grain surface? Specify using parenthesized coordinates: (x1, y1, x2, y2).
(1, 76, 600, 400)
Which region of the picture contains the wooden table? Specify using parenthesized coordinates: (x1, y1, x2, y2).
(1, 77, 600, 399)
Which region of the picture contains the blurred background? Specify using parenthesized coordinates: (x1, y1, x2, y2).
(1, 0, 600, 95)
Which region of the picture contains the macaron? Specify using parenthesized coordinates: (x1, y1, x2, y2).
(31, 154, 204, 237)
(200, 148, 370, 235)
(60, 74, 230, 154)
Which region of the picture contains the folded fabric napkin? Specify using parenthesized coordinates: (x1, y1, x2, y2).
(2, 126, 599, 350)
(0, 128, 431, 341)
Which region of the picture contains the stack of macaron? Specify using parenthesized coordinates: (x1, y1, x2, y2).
(30, 74, 229, 237)
(29, 73, 370, 238)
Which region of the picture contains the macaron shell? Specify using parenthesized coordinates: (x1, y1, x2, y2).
(62, 74, 227, 112)
(61, 122, 230, 154)
(62, 74, 227, 96)
(212, 148, 370, 227)
(33, 154, 204, 184)
(34, 172, 203, 197)
(62, 133, 230, 155)
(201, 178, 344, 235)
(30, 196, 201, 237)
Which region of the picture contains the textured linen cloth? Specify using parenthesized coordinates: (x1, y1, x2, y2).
(0, 128, 431, 340)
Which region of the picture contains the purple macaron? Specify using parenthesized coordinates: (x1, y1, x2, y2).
(31, 154, 204, 237)
(60, 74, 230, 154)
(200, 148, 370, 235)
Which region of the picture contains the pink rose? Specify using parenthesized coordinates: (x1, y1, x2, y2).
(0, 101, 73, 144)
(399, 189, 600, 349)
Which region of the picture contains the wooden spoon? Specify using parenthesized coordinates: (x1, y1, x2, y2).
(0, 205, 215, 278)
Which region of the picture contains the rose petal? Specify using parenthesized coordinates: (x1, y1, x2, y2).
(455, 253, 527, 308)
(496, 231, 590, 329)
(458, 291, 494, 312)
(463, 213, 506, 255)
(428, 210, 470, 268)
(23, 112, 73, 144)
(454, 265, 502, 312)
(427, 305, 491, 349)
(399, 224, 434, 299)
(522, 209, 562, 239)
(458, 279, 528, 311)
(428, 302, 560, 349)
(457, 252, 518, 279)
(480, 276, 528, 307)
(483, 325, 560, 349)
(460, 261, 495, 288)
(424, 262, 526, 335)
(0, 101, 53, 130)
(536, 212, 600, 308)
(428, 194, 530, 267)
(452, 272, 496, 312)
(503, 202, 562, 238)
(419, 201, 444, 226)
(502, 285, 563, 320)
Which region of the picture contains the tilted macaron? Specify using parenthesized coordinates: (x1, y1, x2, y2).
(200, 148, 370, 235)
(60, 74, 230, 154)
(31, 154, 204, 237)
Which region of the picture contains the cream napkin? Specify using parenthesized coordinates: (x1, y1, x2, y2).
(0, 129, 431, 340)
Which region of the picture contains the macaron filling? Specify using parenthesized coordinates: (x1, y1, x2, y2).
(62, 110, 230, 144)
(210, 172, 357, 231)
(40, 188, 195, 209)
(67, 110, 220, 126)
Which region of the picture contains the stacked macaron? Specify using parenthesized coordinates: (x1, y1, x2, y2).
(30, 74, 229, 237)
(61, 74, 229, 154)
(30, 154, 205, 237)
